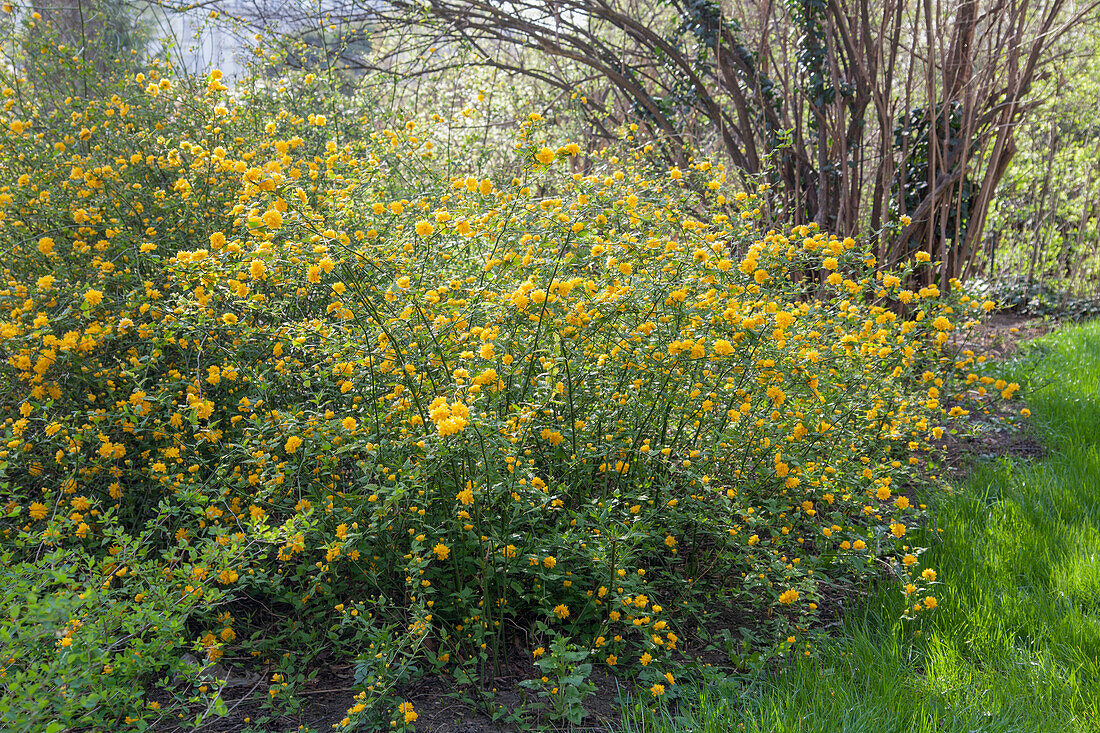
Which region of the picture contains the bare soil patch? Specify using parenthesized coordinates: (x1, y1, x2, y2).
(954, 312, 1053, 360)
(941, 313, 1050, 477)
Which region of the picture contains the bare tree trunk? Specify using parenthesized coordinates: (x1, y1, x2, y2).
(246, 0, 1099, 282)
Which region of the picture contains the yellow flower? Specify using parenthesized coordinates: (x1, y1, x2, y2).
(284, 436, 302, 453)
(650, 683, 665, 697)
(778, 589, 799, 604)
(924, 596, 938, 610)
(262, 209, 283, 229)
(37, 237, 55, 256)
(922, 569, 937, 582)
(540, 429, 564, 446)
(415, 220, 435, 237)
(397, 701, 417, 724)
(29, 501, 48, 520)
(542, 555, 557, 569)
(341, 417, 357, 431)
(535, 147, 556, 165)
(553, 604, 569, 619)
(890, 522, 906, 538)
(669, 167, 682, 180)
(432, 543, 450, 561)
(84, 289, 104, 307)
(431, 398, 468, 436)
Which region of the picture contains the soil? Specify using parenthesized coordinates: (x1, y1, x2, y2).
(156, 656, 627, 733)
(941, 312, 1051, 475)
(952, 311, 1053, 361)
(168, 314, 1053, 732)
(395, 663, 624, 733)
(941, 400, 1046, 477)
(153, 662, 361, 733)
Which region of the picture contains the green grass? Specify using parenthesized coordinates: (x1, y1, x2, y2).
(622, 320, 1100, 733)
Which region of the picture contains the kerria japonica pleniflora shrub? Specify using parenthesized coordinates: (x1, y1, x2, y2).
(0, 64, 1016, 729)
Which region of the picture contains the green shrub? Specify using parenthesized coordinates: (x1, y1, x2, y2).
(0, 49, 1014, 727)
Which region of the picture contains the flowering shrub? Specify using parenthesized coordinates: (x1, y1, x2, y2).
(0, 58, 1014, 728)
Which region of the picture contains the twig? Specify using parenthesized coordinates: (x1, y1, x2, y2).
(295, 687, 358, 695)
(221, 675, 267, 717)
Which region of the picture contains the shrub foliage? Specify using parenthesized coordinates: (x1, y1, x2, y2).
(0, 59, 1013, 729)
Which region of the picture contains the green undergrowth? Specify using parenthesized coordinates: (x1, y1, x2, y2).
(622, 318, 1100, 733)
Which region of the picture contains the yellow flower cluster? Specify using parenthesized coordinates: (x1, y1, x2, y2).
(428, 397, 470, 437)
